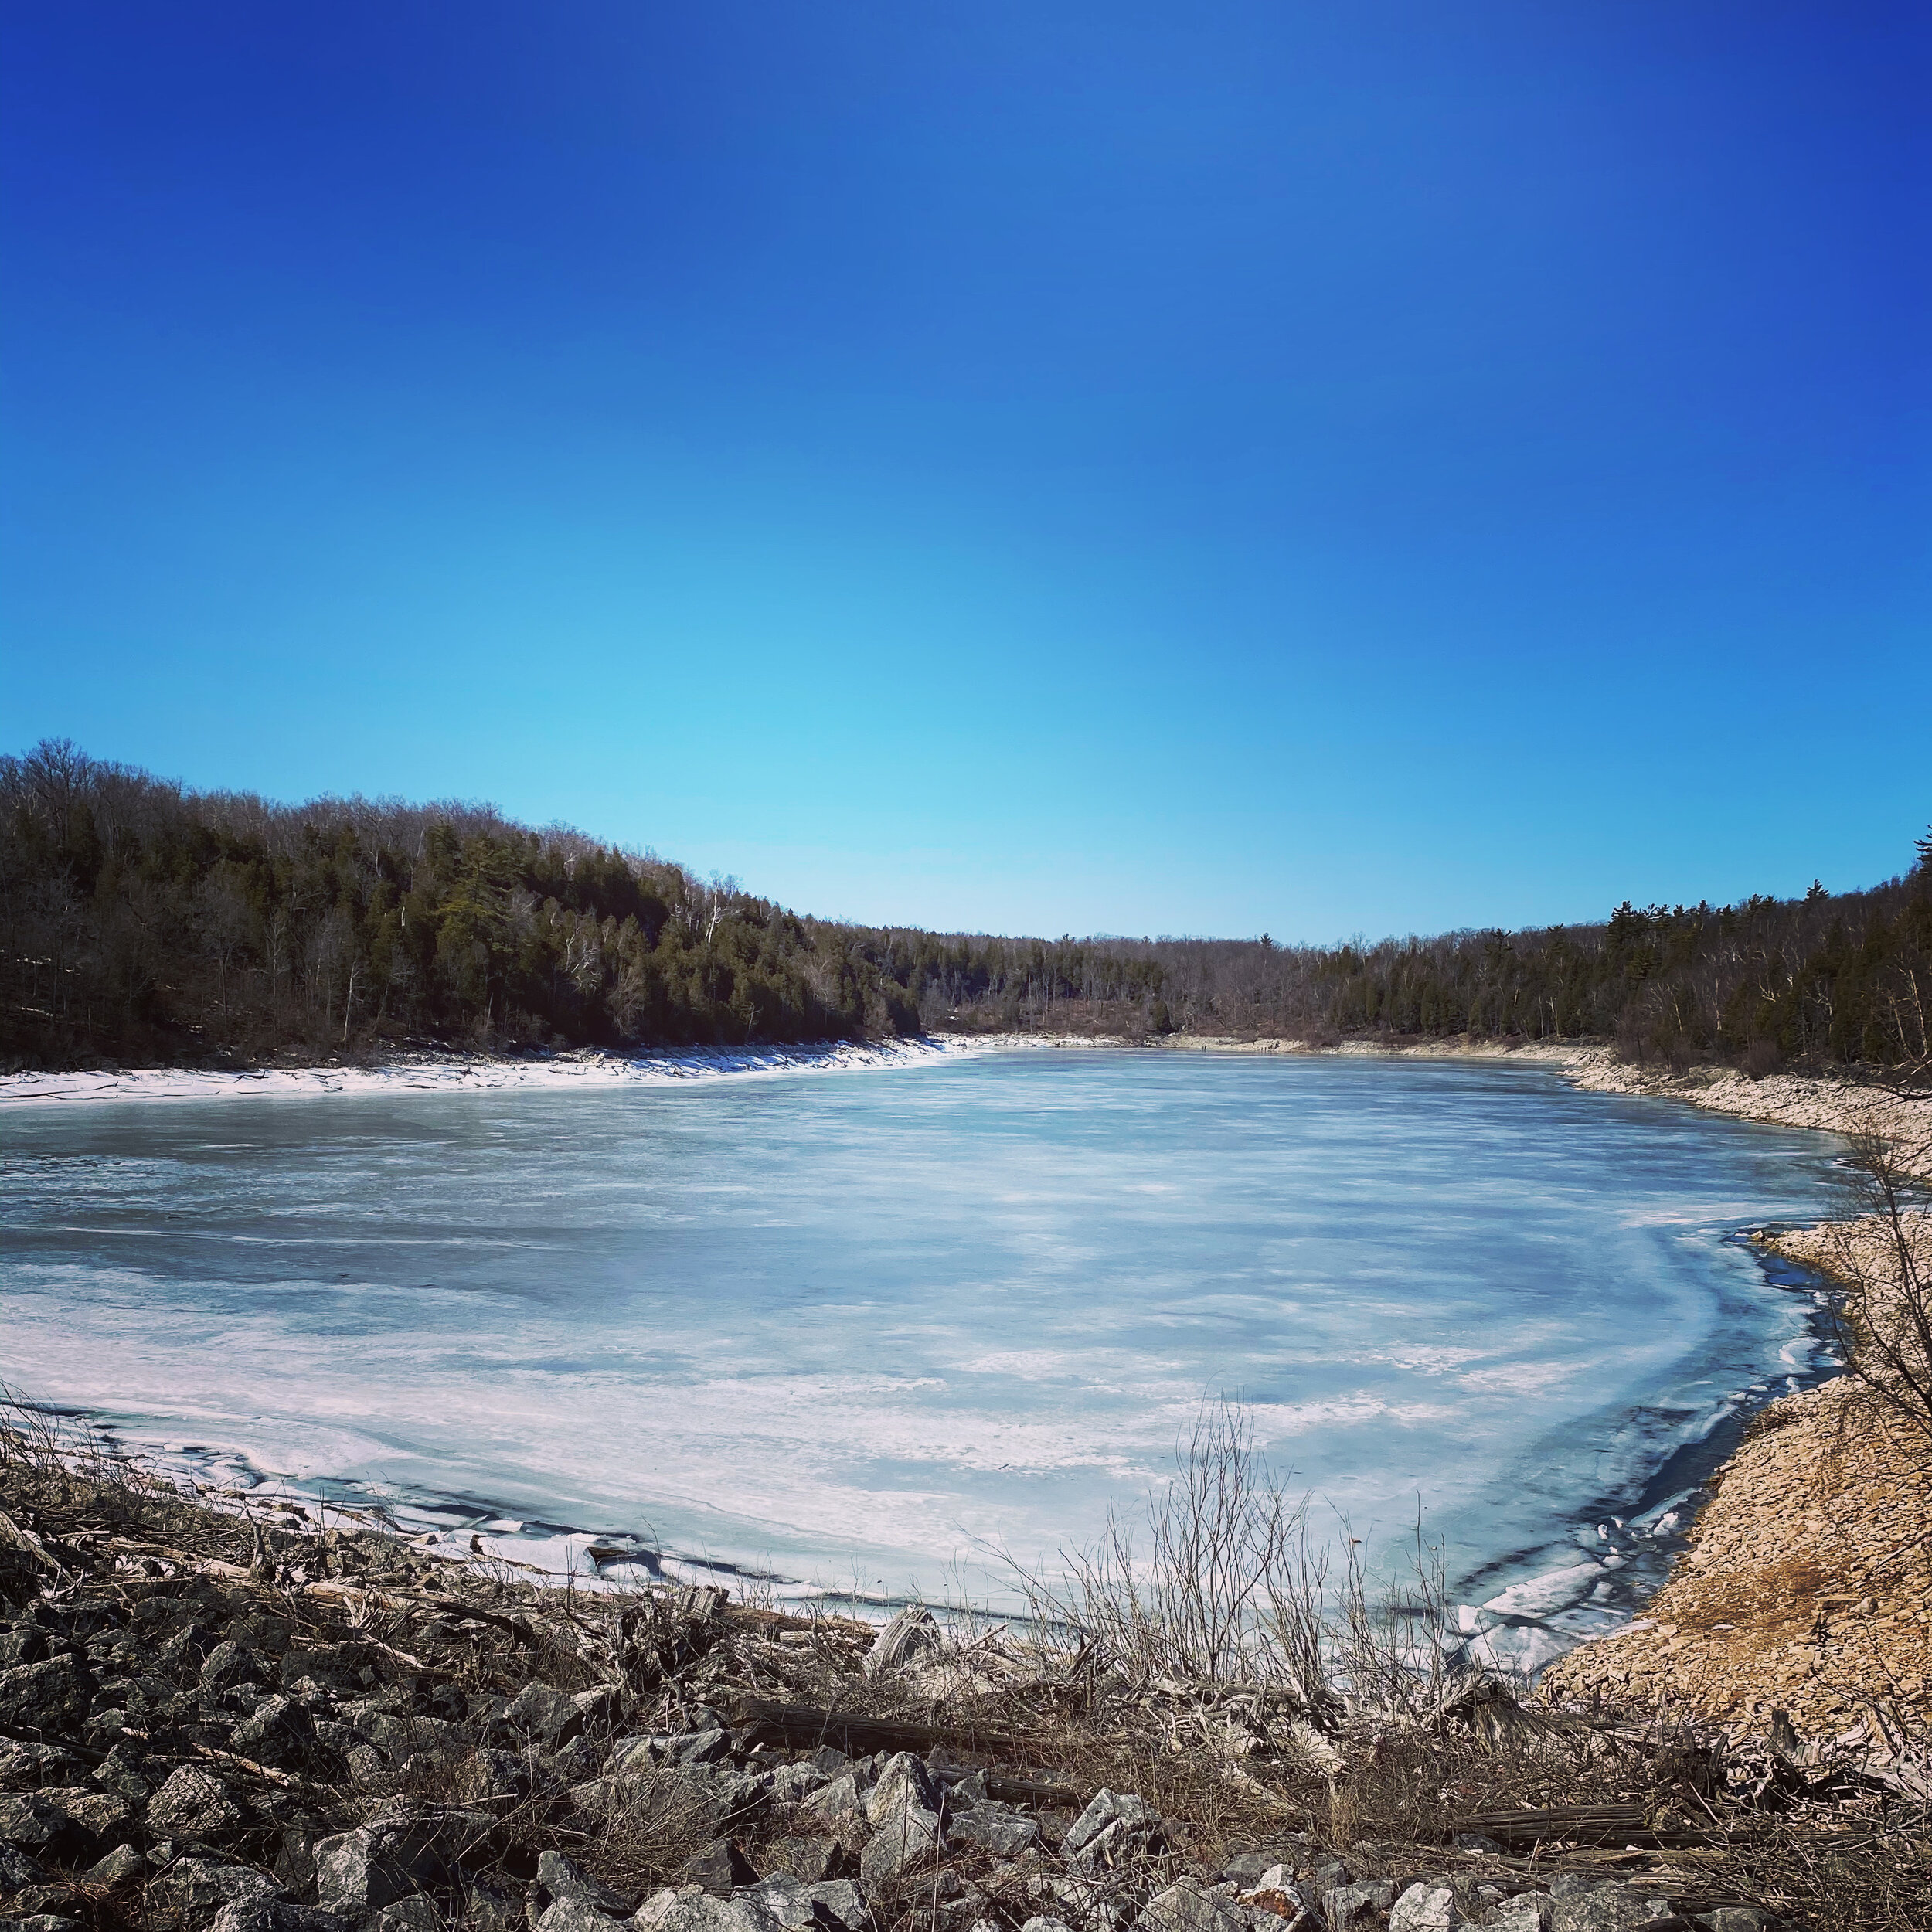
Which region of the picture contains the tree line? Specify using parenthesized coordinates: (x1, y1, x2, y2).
(2, 740, 1927, 1073)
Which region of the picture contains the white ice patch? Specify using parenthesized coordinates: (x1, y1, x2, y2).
(1481, 1562, 1611, 1619)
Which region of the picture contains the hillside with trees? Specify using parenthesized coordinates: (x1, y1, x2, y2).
(2, 740, 1927, 1073)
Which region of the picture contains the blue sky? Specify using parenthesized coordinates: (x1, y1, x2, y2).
(3, 2, 1927, 939)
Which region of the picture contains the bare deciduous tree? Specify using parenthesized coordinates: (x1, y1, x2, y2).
(1821, 1114, 1932, 1447)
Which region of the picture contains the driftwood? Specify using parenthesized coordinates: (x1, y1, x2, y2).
(729, 1697, 1083, 1806)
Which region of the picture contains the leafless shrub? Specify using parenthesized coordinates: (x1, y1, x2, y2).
(1010, 1399, 1308, 1689)
(578, 1766, 728, 1896)
(1819, 1117, 1932, 1447)
(1011, 1398, 1479, 1732)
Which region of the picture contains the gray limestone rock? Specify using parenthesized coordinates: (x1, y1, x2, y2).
(0, 1794, 96, 1866)
(82, 1843, 145, 1887)
(536, 1851, 633, 1918)
(767, 1764, 829, 1805)
(374, 1896, 444, 1932)
(862, 1753, 940, 1830)
(0, 1742, 71, 1787)
(504, 1682, 585, 1748)
(0, 1842, 44, 1892)
(1062, 1790, 1160, 1871)
(537, 1901, 627, 1932)
(1136, 1881, 1246, 1932)
(0, 1655, 93, 1733)
(859, 1805, 943, 1886)
(683, 1841, 758, 1895)
(146, 1766, 243, 1842)
(643, 1894, 780, 1932)
(311, 1826, 444, 1917)
(1325, 1881, 1397, 1930)
(1552, 1884, 1675, 1932)
(947, 1808, 1038, 1858)
(148, 1857, 282, 1921)
(1486, 1895, 1554, 1932)
(1389, 1883, 1459, 1932)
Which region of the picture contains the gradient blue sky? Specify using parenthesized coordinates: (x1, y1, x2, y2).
(4, 3, 1927, 939)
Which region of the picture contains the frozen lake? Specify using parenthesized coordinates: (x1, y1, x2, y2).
(2, 1049, 1845, 1664)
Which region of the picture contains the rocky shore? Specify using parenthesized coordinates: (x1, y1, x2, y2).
(2, 1417, 1905, 1932)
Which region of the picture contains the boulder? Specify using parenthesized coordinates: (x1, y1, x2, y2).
(1552, 1882, 1675, 1931)
(0, 1793, 97, 1866)
(767, 1764, 829, 1805)
(537, 1850, 633, 1918)
(538, 1900, 628, 1932)
(0, 1841, 43, 1891)
(0, 1654, 93, 1731)
(1485, 1897, 1554, 1932)
(684, 1840, 758, 1893)
(503, 1682, 584, 1748)
(200, 1641, 263, 1695)
(149, 1857, 283, 1921)
(146, 1765, 244, 1841)
(645, 1894, 780, 1932)
(798, 1774, 865, 1827)
(1220, 1849, 1314, 1888)
(760, 1837, 841, 1883)
(801, 1880, 867, 1932)
(82, 1843, 146, 1887)
(1326, 1882, 1397, 1930)
(311, 1826, 444, 1916)
(573, 1685, 624, 1735)
(93, 1743, 153, 1802)
(208, 1906, 354, 1932)
(730, 1875, 868, 1932)
(0, 1624, 50, 1669)
(946, 1808, 1038, 1858)
(372, 1897, 443, 1932)
(862, 1753, 940, 1830)
(0, 1740, 72, 1787)
(51, 1791, 129, 1842)
(1137, 1881, 1245, 1932)
(274, 1826, 321, 1898)
(859, 1806, 943, 1887)
(1389, 1885, 1459, 1932)
(355, 1709, 467, 1756)
(1062, 1790, 1160, 1870)
(631, 1890, 692, 1932)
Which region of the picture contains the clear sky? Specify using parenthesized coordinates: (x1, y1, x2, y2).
(3, 3, 1927, 940)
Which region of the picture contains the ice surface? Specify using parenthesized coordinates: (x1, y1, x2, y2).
(2, 1050, 1845, 1655)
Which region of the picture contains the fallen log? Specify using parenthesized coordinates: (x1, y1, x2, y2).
(730, 1696, 1023, 1757)
(729, 1697, 1082, 1804)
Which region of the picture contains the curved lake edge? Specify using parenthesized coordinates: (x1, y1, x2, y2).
(8, 1034, 1914, 1702)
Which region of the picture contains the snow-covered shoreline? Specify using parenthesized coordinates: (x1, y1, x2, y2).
(0, 1036, 1004, 1107)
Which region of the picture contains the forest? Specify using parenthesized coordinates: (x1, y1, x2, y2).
(2, 739, 1928, 1073)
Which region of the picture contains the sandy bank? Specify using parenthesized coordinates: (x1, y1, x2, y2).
(1541, 1362, 1932, 1743)
(1541, 1076, 1932, 1744)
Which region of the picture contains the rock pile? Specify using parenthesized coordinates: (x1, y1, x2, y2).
(0, 1507, 1773, 1932)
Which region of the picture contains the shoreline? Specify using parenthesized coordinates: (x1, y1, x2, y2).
(8, 1029, 1927, 1741)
